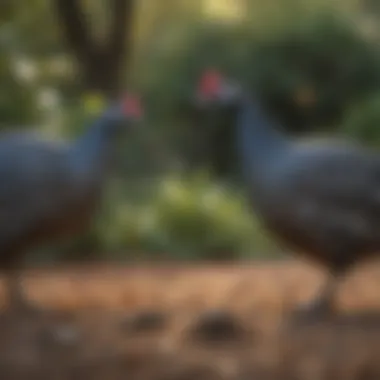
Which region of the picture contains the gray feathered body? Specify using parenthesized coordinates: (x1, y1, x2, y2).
(0, 109, 125, 268)
(236, 97, 380, 273)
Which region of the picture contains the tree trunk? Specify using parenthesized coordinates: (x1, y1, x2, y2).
(53, 0, 136, 99)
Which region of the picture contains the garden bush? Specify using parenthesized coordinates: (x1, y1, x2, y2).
(88, 173, 277, 261)
(340, 93, 380, 147)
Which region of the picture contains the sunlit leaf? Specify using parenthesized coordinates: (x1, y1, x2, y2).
(82, 92, 106, 116)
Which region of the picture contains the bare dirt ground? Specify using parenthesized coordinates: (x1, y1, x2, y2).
(2, 260, 380, 379)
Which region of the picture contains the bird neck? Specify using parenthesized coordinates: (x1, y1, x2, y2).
(235, 95, 288, 183)
(70, 114, 123, 182)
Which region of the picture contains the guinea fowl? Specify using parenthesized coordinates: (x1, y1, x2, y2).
(195, 69, 380, 321)
(0, 93, 142, 313)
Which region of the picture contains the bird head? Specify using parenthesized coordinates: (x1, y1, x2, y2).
(194, 68, 243, 109)
(100, 92, 144, 131)
(86, 92, 144, 142)
(84, 92, 144, 124)
(117, 92, 144, 124)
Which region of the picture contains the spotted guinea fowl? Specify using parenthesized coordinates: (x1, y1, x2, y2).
(194, 69, 380, 321)
(0, 93, 142, 313)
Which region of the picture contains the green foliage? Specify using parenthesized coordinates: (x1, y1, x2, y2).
(249, 12, 380, 127)
(0, 72, 38, 128)
(0, 51, 39, 128)
(139, 9, 380, 131)
(340, 93, 380, 147)
(92, 174, 276, 261)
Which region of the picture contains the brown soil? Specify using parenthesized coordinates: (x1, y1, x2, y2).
(1, 260, 380, 380)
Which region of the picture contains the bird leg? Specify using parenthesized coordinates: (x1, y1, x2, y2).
(292, 272, 338, 323)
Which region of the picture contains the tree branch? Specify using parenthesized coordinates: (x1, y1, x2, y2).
(106, 0, 136, 74)
(53, 0, 135, 96)
(53, 0, 96, 65)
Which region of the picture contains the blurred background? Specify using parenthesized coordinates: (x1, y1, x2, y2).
(2, 0, 380, 264)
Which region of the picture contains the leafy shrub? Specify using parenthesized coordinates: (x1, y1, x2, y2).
(0, 57, 38, 128)
(91, 173, 276, 261)
(140, 11, 378, 125)
(340, 93, 380, 147)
